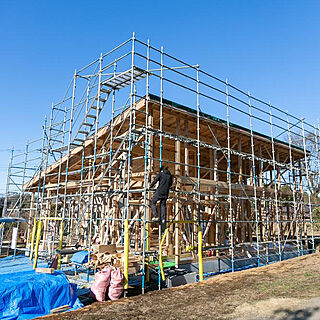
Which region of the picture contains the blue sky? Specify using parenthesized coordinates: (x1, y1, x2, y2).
(0, 0, 319, 193)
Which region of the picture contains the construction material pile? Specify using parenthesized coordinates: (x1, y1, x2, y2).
(86, 244, 142, 274)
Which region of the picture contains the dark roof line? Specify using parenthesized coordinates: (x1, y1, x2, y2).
(148, 93, 306, 153)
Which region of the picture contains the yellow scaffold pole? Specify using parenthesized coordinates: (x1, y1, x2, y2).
(57, 220, 64, 270)
(29, 218, 37, 261)
(159, 221, 204, 282)
(33, 220, 42, 269)
(124, 219, 129, 291)
(159, 227, 169, 281)
(198, 225, 204, 281)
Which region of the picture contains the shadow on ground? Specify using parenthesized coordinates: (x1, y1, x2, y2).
(273, 306, 320, 320)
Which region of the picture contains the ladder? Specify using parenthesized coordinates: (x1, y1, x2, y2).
(72, 85, 111, 148)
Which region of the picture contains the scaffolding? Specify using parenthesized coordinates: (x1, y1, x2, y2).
(2, 33, 320, 292)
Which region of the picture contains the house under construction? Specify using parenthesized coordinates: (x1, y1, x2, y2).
(1, 34, 320, 291)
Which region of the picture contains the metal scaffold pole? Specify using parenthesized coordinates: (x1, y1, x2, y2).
(269, 106, 282, 261)
(13, 142, 29, 257)
(301, 119, 315, 253)
(0, 148, 14, 255)
(2, 148, 14, 218)
(29, 117, 48, 252)
(88, 53, 103, 267)
(285, 112, 301, 256)
(62, 69, 77, 247)
(248, 92, 260, 266)
(226, 79, 235, 272)
(159, 46, 164, 168)
(158, 45, 164, 290)
(142, 38, 150, 294)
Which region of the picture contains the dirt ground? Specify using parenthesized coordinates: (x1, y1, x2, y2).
(42, 253, 320, 320)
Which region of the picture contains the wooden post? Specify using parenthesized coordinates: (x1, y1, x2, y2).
(168, 204, 174, 255)
(250, 166, 253, 186)
(214, 150, 218, 182)
(100, 197, 107, 244)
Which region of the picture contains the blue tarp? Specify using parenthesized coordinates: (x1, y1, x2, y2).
(0, 255, 47, 274)
(0, 257, 83, 319)
(70, 251, 89, 264)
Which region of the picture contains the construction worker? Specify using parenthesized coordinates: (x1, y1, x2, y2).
(150, 166, 173, 230)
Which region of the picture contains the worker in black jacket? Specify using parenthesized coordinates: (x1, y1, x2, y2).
(150, 166, 173, 229)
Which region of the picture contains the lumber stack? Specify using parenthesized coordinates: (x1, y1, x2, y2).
(35, 267, 55, 274)
(85, 244, 141, 274)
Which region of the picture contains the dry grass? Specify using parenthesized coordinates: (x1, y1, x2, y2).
(41, 253, 320, 320)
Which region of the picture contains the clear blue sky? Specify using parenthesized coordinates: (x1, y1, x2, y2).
(0, 0, 319, 193)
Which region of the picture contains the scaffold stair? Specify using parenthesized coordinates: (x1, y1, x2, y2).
(71, 85, 112, 148)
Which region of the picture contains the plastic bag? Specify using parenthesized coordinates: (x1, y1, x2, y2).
(90, 266, 111, 302)
(108, 269, 123, 301)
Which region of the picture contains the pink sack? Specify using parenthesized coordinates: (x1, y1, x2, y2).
(108, 269, 123, 301)
(90, 266, 112, 302)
